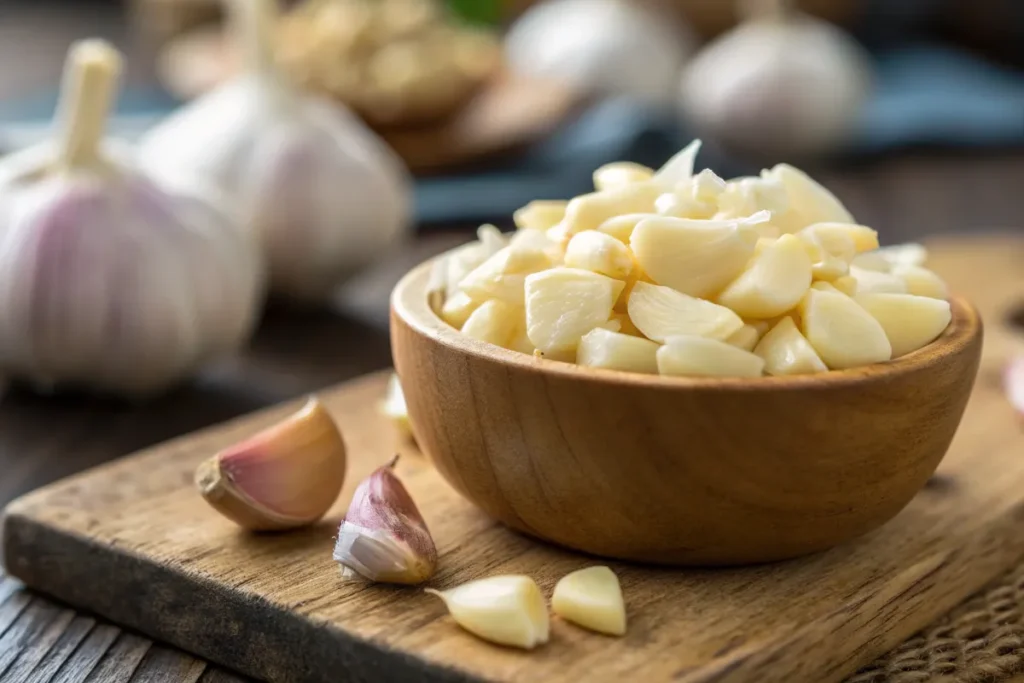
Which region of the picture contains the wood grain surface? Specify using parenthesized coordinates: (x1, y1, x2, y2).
(2, 234, 1024, 683)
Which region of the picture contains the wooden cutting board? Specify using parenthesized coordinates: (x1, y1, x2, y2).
(3, 234, 1024, 683)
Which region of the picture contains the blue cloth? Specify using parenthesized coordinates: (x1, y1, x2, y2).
(2, 44, 1021, 228)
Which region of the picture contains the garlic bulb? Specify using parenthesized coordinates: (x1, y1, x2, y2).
(0, 40, 262, 398)
(678, 0, 872, 159)
(139, 0, 413, 302)
(504, 0, 694, 107)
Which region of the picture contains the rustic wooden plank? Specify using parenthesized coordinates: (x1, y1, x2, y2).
(82, 633, 152, 683)
(48, 623, 123, 683)
(2, 233, 1023, 683)
(127, 645, 208, 683)
(0, 600, 73, 678)
(196, 668, 253, 683)
(23, 614, 98, 683)
(0, 593, 33, 640)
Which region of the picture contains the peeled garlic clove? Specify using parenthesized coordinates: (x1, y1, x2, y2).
(804, 222, 878, 255)
(552, 566, 626, 636)
(891, 264, 948, 299)
(849, 265, 908, 294)
(628, 281, 744, 343)
(765, 164, 857, 232)
(611, 312, 644, 337)
(196, 398, 347, 530)
(334, 455, 437, 585)
(138, 0, 413, 302)
(444, 229, 507, 296)
(525, 268, 624, 356)
(831, 275, 859, 297)
(716, 234, 813, 318)
(753, 317, 828, 376)
(380, 373, 412, 440)
(651, 139, 703, 189)
(425, 575, 549, 649)
(725, 324, 763, 352)
(513, 200, 568, 231)
(577, 328, 659, 374)
(564, 231, 634, 279)
(855, 293, 952, 358)
(874, 242, 929, 268)
(460, 299, 521, 348)
(458, 244, 552, 306)
(715, 175, 790, 221)
(655, 169, 727, 220)
(630, 212, 768, 298)
(657, 335, 765, 378)
(558, 182, 662, 237)
(0, 40, 263, 398)
(596, 213, 657, 244)
(440, 290, 481, 329)
(799, 289, 891, 369)
(593, 162, 654, 191)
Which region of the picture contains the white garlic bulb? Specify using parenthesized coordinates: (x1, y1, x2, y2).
(678, 0, 872, 159)
(0, 40, 263, 398)
(504, 0, 695, 108)
(139, 0, 414, 302)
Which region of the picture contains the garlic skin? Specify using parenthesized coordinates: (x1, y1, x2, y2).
(195, 397, 347, 531)
(139, 0, 413, 303)
(0, 40, 263, 398)
(333, 455, 437, 585)
(425, 575, 550, 650)
(679, 0, 872, 159)
(505, 0, 694, 107)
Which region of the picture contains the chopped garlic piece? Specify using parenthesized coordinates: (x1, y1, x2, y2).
(564, 231, 634, 279)
(525, 268, 624, 356)
(577, 328, 659, 374)
(799, 289, 891, 369)
(440, 290, 481, 329)
(552, 566, 627, 637)
(657, 335, 765, 378)
(513, 200, 568, 232)
(628, 281, 743, 343)
(593, 162, 654, 191)
(716, 234, 812, 318)
(458, 244, 552, 305)
(461, 299, 520, 348)
(425, 575, 549, 650)
(855, 293, 952, 358)
(753, 317, 827, 376)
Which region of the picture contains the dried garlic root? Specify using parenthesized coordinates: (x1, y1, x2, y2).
(551, 566, 627, 636)
(428, 139, 952, 377)
(426, 576, 550, 649)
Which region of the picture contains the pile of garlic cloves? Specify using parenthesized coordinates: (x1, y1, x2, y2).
(0, 39, 264, 398)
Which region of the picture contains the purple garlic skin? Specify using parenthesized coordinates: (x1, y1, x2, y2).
(333, 456, 438, 585)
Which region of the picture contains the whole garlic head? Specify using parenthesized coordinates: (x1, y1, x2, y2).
(679, 0, 871, 159)
(139, 0, 414, 302)
(0, 40, 263, 397)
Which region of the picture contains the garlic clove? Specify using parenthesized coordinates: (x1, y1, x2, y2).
(593, 162, 655, 191)
(334, 455, 437, 585)
(799, 289, 891, 369)
(558, 182, 662, 237)
(725, 324, 763, 352)
(458, 244, 552, 306)
(831, 275, 859, 297)
(195, 398, 346, 531)
(873, 242, 929, 268)
(657, 335, 766, 378)
(849, 265, 908, 295)
(440, 290, 482, 329)
(577, 328, 659, 374)
(628, 281, 744, 343)
(513, 200, 568, 232)
(716, 175, 790, 222)
(552, 566, 627, 636)
(716, 234, 813, 319)
(525, 268, 624, 356)
(854, 293, 952, 358)
(630, 212, 768, 298)
(596, 213, 658, 244)
(891, 264, 948, 300)
(765, 164, 857, 232)
(380, 373, 412, 440)
(651, 139, 702, 189)
(753, 316, 828, 376)
(563, 231, 634, 279)
(460, 299, 522, 348)
(425, 575, 550, 649)
(445, 228, 508, 296)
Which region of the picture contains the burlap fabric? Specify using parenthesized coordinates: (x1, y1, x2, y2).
(845, 564, 1024, 682)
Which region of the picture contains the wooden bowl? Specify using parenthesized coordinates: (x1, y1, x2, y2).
(390, 259, 984, 566)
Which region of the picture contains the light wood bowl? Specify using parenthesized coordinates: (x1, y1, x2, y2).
(390, 258, 984, 566)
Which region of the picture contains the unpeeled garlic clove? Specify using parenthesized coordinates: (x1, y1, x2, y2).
(552, 566, 627, 636)
(333, 455, 437, 585)
(195, 398, 347, 531)
(425, 575, 550, 649)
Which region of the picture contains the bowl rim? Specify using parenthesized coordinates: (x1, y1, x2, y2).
(391, 255, 982, 393)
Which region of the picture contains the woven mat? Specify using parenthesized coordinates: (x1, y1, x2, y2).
(846, 563, 1024, 683)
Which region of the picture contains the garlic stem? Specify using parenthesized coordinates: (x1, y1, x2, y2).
(228, 0, 281, 78)
(55, 40, 122, 171)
